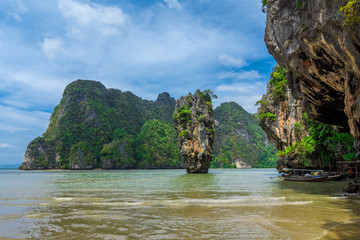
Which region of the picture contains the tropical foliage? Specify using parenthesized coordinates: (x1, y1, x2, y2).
(24, 80, 278, 170)
(26, 80, 176, 169)
(254, 100, 276, 121)
(269, 66, 287, 101)
(277, 113, 356, 168)
(261, 0, 267, 13)
(339, 0, 360, 27)
(211, 102, 277, 168)
(254, 66, 287, 122)
(133, 120, 182, 168)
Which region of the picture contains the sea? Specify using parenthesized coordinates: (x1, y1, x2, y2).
(0, 169, 359, 240)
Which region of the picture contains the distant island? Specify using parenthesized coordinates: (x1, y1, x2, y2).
(21, 80, 276, 170)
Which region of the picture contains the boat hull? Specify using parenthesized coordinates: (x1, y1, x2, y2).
(327, 174, 349, 181)
(284, 176, 328, 182)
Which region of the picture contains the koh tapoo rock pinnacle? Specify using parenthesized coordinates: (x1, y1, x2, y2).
(173, 90, 215, 173)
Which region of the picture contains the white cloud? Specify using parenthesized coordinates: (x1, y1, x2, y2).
(0, 0, 274, 163)
(219, 54, 246, 68)
(41, 37, 67, 58)
(0, 105, 50, 133)
(2, 0, 29, 22)
(215, 81, 267, 113)
(0, 66, 67, 109)
(216, 85, 253, 94)
(0, 143, 14, 148)
(8, 70, 66, 94)
(14, 0, 28, 13)
(58, 0, 127, 36)
(218, 70, 264, 81)
(164, 0, 182, 10)
(11, 13, 23, 21)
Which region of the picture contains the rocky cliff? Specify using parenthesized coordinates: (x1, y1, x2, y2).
(259, 0, 360, 169)
(262, 0, 360, 161)
(22, 80, 180, 170)
(257, 68, 308, 170)
(173, 91, 215, 173)
(22, 80, 277, 170)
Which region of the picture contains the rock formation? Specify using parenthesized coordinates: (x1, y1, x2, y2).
(173, 91, 215, 173)
(22, 80, 180, 170)
(233, 159, 252, 169)
(264, 0, 360, 150)
(22, 80, 276, 170)
(257, 73, 308, 171)
(343, 178, 360, 193)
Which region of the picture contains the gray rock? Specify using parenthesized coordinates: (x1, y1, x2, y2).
(265, 0, 360, 150)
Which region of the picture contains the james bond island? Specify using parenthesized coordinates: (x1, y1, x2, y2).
(173, 90, 215, 173)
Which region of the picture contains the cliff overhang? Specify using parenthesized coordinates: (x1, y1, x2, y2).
(264, 0, 360, 150)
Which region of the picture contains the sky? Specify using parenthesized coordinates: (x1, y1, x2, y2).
(0, 0, 276, 164)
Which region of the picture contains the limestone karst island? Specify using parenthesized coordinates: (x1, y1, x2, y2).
(1, 0, 360, 239)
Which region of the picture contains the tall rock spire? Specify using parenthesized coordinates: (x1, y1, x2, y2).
(173, 90, 215, 173)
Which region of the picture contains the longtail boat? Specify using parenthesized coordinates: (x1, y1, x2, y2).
(284, 175, 328, 182)
(282, 168, 328, 182)
(327, 168, 352, 181)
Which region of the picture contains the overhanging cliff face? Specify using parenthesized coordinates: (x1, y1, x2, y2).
(265, 0, 360, 149)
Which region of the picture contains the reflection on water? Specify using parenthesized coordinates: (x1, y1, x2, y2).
(0, 169, 360, 239)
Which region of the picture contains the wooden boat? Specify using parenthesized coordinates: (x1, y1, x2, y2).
(327, 169, 352, 181)
(284, 175, 328, 182)
(327, 174, 347, 181)
(282, 168, 328, 182)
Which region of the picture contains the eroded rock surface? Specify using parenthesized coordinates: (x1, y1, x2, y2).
(265, 0, 360, 149)
(174, 92, 215, 173)
(258, 73, 308, 171)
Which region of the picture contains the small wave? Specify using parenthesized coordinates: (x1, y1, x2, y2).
(330, 196, 348, 200)
(25, 213, 48, 219)
(181, 196, 286, 204)
(92, 201, 144, 206)
(53, 197, 74, 201)
(87, 197, 311, 208)
(280, 201, 313, 206)
(0, 214, 22, 219)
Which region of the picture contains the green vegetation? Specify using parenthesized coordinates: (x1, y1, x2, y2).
(339, 0, 360, 27)
(25, 80, 177, 169)
(269, 66, 287, 101)
(254, 100, 277, 121)
(211, 102, 277, 168)
(196, 89, 218, 101)
(261, 0, 268, 13)
(277, 113, 356, 168)
(24, 80, 278, 170)
(254, 66, 287, 121)
(133, 120, 182, 168)
(174, 89, 216, 134)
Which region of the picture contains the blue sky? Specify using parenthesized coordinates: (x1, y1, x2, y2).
(0, 0, 276, 164)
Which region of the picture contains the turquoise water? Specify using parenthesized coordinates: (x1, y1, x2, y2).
(0, 169, 360, 239)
